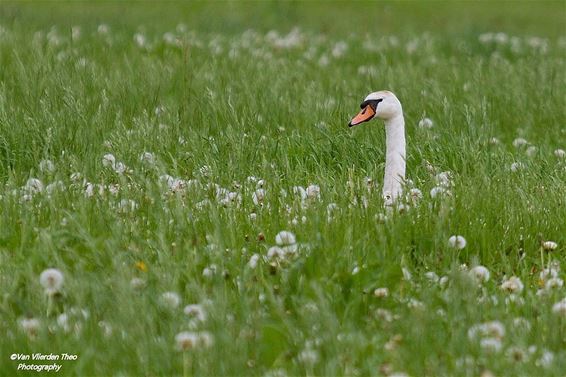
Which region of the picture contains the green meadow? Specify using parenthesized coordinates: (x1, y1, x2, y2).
(0, 2, 565, 376)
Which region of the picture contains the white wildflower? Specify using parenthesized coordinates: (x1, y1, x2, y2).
(425, 271, 439, 283)
(468, 321, 505, 340)
(512, 138, 528, 148)
(183, 304, 206, 322)
(448, 235, 467, 250)
(500, 276, 524, 293)
(407, 298, 424, 310)
(551, 298, 566, 316)
(407, 188, 423, 203)
(252, 188, 265, 205)
(545, 278, 563, 290)
(418, 117, 434, 129)
(298, 347, 319, 365)
(293, 186, 307, 201)
(536, 350, 554, 368)
(39, 159, 55, 173)
(402, 267, 412, 281)
(267, 246, 285, 259)
(469, 265, 490, 283)
(19, 318, 40, 338)
(510, 162, 524, 172)
(97, 24, 110, 34)
(118, 199, 138, 212)
(435, 171, 452, 187)
(130, 278, 146, 290)
(374, 288, 389, 298)
(160, 291, 181, 309)
(526, 145, 537, 157)
(506, 346, 528, 363)
(542, 241, 558, 251)
(202, 265, 217, 278)
(102, 153, 116, 168)
(306, 184, 321, 200)
(134, 33, 146, 48)
(248, 254, 260, 269)
(25, 178, 44, 194)
(175, 331, 199, 351)
(275, 231, 296, 246)
(140, 152, 156, 165)
(480, 337, 502, 353)
(39, 268, 64, 295)
(430, 186, 449, 198)
(554, 149, 565, 158)
(489, 137, 500, 145)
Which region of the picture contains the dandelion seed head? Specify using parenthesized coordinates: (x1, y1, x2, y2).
(470, 265, 490, 283)
(551, 298, 566, 316)
(298, 347, 319, 365)
(374, 288, 389, 298)
(130, 278, 146, 290)
(501, 276, 524, 294)
(175, 331, 198, 351)
(160, 291, 181, 309)
(25, 178, 44, 194)
(418, 117, 434, 129)
(306, 184, 321, 200)
(248, 254, 260, 269)
(19, 317, 40, 338)
(252, 188, 265, 205)
(430, 186, 448, 198)
(526, 145, 537, 156)
(275, 231, 296, 246)
(140, 152, 156, 165)
(39, 268, 64, 295)
(545, 277, 563, 290)
(542, 241, 558, 251)
(102, 153, 116, 168)
(480, 337, 502, 353)
(510, 162, 524, 172)
(448, 235, 467, 249)
(267, 246, 285, 259)
(183, 304, 206, 322)
(39, 159, 55, 173)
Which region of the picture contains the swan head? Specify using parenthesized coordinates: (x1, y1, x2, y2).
(348, 91, 402, 127)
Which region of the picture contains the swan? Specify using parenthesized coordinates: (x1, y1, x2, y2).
(348, 91, 406, 205)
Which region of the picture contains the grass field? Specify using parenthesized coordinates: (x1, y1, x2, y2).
(0, 1, 565, 376)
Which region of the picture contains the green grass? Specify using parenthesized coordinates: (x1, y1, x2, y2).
(0, 1, 565, 376)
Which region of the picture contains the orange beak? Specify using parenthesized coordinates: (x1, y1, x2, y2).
(348, 105, 376, 127)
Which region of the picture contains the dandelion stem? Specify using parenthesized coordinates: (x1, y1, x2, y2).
(46, 293, 53, 317)
(182, 352, 191, 377)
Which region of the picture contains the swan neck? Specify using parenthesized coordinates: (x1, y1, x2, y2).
(383, 113, 406, 203)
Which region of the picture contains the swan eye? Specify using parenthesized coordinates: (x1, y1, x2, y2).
(360, 98, 384, 110)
